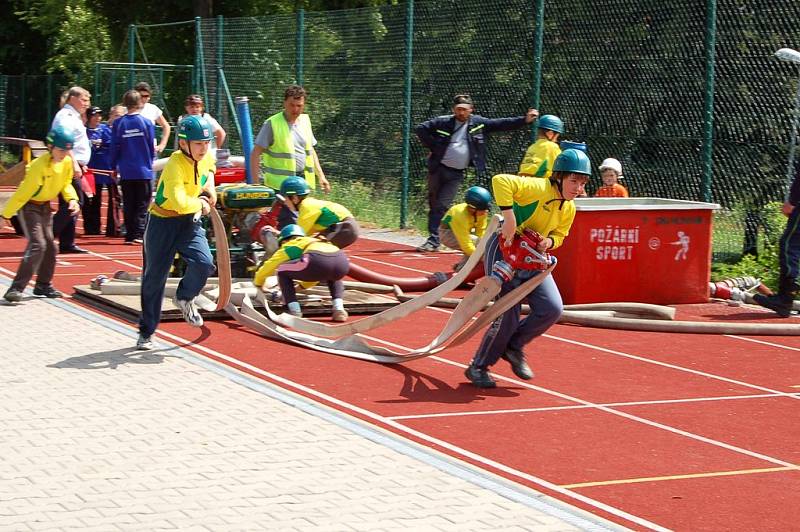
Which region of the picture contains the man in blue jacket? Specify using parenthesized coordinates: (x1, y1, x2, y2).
(415, 95, 538, 252)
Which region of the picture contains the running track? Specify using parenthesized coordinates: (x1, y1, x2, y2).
(1, 212, 799, 531)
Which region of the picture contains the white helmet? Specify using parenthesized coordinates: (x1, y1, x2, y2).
(598, 157, 623, 177)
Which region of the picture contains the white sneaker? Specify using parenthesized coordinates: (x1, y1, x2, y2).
(136, 334, 154, 350)
(173, 296, 204, 327)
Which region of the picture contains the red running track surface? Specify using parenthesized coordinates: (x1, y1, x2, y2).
(2, 213, 799, 531)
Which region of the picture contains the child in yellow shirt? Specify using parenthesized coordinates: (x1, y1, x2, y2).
(438, 186, 491, 270)
(1, 127, 79, 302)
(518, 114, 563, 178)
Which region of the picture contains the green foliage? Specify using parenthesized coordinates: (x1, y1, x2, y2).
(14, 0, 112, 77)
(711, 202, 784, 290)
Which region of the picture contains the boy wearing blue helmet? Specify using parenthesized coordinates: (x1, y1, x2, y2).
(136, 115, 217, 350)
(518, 114, 564, 179)
(253, 224, 350, 322)
(1, 127, 80, 302)
(437, 186, 491, 270)
(465, 148, 590, 388)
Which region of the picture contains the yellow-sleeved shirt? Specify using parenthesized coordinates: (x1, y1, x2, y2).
(518, 139, 561, 178)
(296, 196, 353, 235)
(440, 203, 488, 256)
(492, 174, 576, 249)
(253, 235, 340, 287)
(1, 153, 77, 219)
(151, 151, 216, 217)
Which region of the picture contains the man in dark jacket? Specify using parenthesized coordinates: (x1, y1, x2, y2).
(753, 163, 800, 317)
(415, 94, 538, 251)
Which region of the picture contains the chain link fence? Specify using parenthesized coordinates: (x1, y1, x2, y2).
(2, 0, 799, 262)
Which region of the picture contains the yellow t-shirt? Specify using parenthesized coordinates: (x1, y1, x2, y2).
(2, 153, 77, 219)
(492, 173, 575, 250)
(253, 235, 340, 287)
(151, 151, 216, 217)
(296, 196, 353, 235)
(440, 203, 488, 256)
(518, 139, 562, 178)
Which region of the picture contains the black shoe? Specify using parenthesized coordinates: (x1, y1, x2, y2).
(753, 293, 792, 318)
(502, 348, 533, 380)
(3, 289, 23, 302)
(464, 364, 496, 388)
(33, 286, 63, 298)
(416, 240, 440, 252)
(60, 246, 89, 254)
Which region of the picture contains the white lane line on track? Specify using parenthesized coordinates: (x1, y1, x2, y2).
(358, 332, 800, 471)
(546, 334, 800, 401)
(386, 393, 788, 421)
(147, 329, 667, 532)
(725, 334, 800, 352)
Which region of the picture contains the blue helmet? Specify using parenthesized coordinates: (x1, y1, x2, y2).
(278, 224, 305, 243)
(280, 176, 311, 197)
(553, 148, 592, 176)
(177, 115, 213, 142)
(559, 140, 587, 153)
(464, 186, 491, 210)
(45, 126, 75, 150)
(537, 114, 564, 134)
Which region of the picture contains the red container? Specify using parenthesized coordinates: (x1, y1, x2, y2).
(215, 166, 246, 184)
(551, 197, 720, 305)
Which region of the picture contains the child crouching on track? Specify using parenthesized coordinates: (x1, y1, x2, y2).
(278, 176, 359, 249)
(1, 127, 80, 302)
(253, 224, 350, 322)
(439, 186, 491, 271)
(136, 115, 217, 350)
(464, 149, 591, 388)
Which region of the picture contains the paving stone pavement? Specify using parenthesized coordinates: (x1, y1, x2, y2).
(0, 290, 623, 531)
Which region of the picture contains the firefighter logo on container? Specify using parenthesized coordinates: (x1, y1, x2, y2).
(670, 231, 690, 260)
(648, 237, 660, 250)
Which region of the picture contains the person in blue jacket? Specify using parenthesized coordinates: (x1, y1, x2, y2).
(415, 94, 539, 252)
(110, 90, 155, 244)
(83, 106, 118, 236)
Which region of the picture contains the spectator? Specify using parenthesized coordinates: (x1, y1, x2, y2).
(134, 81, 171, 155)
(83, 106, 116, 235)
(1, 127, 79, 302)
(175, 94, 226, 158)
(51, 86, 92, 254)
(594, 158, 629, 198)
(415, 94, 538, 252)
(249, 84, 331, 229)
(753, 164, 800, 317)
(110, 90, 155, 245)
(518, 114, 564, 179)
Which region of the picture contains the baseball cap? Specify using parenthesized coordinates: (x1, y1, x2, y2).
(452, 94, 474, 108)
(86, 106, 103, 117)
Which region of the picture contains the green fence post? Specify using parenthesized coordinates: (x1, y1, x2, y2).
(400, 0, 414, 229)
(128, 25, 135, 88)
(110, 71, 117, 105)
(701, 0, 717, 203)
(531, 0, 545, 141)
(195, 16, 209, 105)
(216, 15, 224, 117)
(296, 8, 305, 85)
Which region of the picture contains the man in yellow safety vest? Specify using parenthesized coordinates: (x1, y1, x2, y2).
(250, 85, 330, 227)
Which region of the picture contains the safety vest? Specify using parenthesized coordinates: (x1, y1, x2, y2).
(261, 112, 315, 190)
